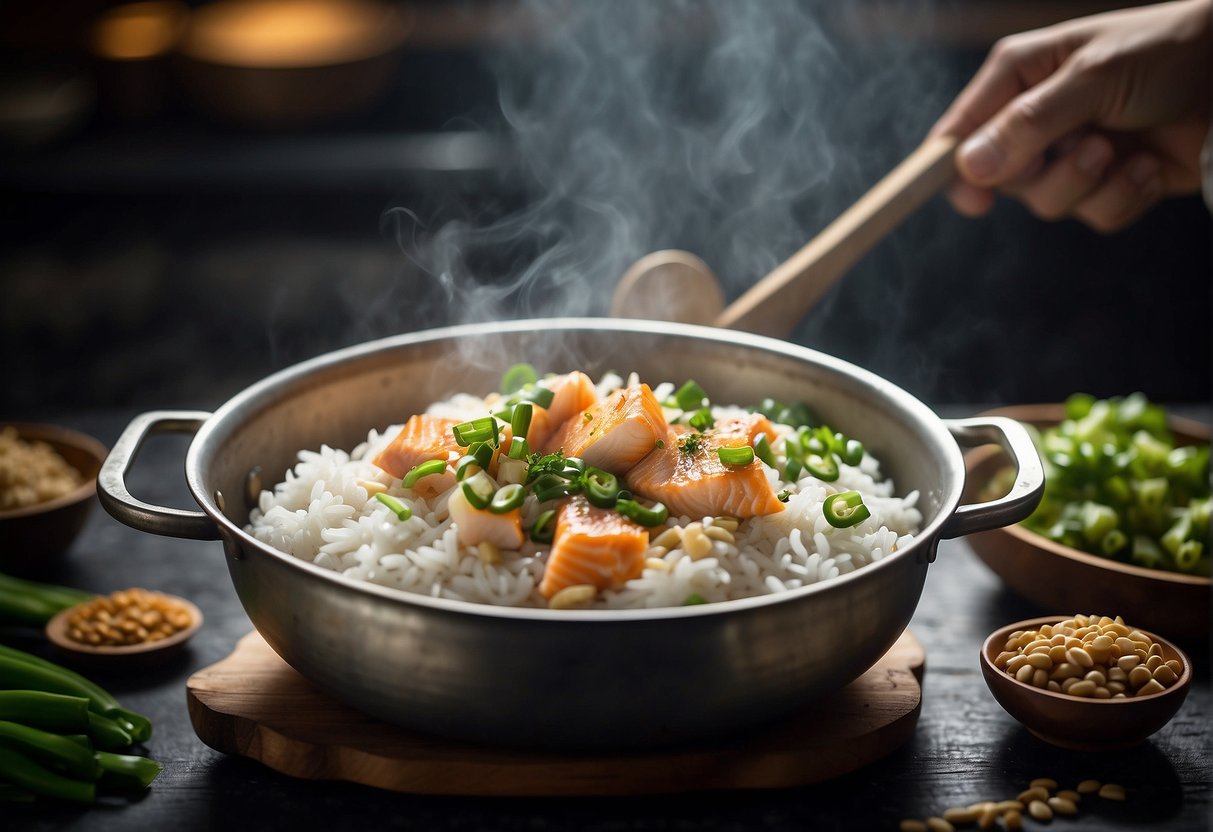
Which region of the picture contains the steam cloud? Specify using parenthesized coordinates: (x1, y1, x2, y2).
(387, 0, 950, 333)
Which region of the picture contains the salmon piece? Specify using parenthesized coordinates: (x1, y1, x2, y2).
(711, 413, 778, 446)
(626, 428, 785, 519)
(542, 384, 668, 474)
(448, 486, 525, 550)
(523, 371, 599, 448)
(372, 414, 463, 497)
(539, 497, 648, 599)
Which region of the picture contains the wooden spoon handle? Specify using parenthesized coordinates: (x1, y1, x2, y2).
(714, 134, 959, 336)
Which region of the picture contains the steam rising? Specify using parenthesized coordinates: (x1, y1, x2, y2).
(387, 1, 949, 331)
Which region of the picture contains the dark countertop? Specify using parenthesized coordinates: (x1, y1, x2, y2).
(4, 407, 1210, 832)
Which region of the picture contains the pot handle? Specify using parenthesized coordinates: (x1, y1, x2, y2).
(939, 416, 1044, 540)
(97, 410, 221, 541)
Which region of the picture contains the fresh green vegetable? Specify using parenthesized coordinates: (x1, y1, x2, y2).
(452, 417, 499, 448)
(459, 471, 497, 510)
(0, 691, 90, 734)
(510, 403, 533, 440)
(0, 573, 96, 626)
(507, 437, 530, 460)
(583, 468, 621, 509)
(823, 491, 871, 529)
(1007, 393, 1210, 576)
(672, 380, 708, 412)
(489, 484, 525, 514)
(0, 746, 94, 803)
(615, 498, 669, 527)
(500, 363, 538, 395)
(687, 407, 714, 432)
(530, 509, 557, 544)
(0, 645, 151, 742)
(753, 434, 776, 468)
(94, 751, 161, 790)
(0, 721, 99, 780)
(85, 713, 134, 751)
(716, 446, 755, 466)
(402, 459, 447, 489)
(374, 493, 412, 522)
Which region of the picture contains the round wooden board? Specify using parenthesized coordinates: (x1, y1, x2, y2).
(186, 628, 925, 796)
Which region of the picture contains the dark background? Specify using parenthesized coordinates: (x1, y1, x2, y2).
(2, 0, 1210, 417)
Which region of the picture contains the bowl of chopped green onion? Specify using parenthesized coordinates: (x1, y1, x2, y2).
(963, 394, 1210, 641)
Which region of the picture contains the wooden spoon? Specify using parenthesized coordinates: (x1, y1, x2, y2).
(610, 135, 958, 336)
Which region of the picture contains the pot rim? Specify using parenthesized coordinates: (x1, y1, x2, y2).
(186, 317, 960, 622)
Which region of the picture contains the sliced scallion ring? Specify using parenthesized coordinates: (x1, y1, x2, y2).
(717, 446, 755, 466)
(452, 417, 498, 448)
(403, 459, 447, 489)
(507, 436, 530, 460)
(510, 402, 533, 439)
(530, 509, 557, 543)
(500, 363, 538, 394)
(455, 456, 481, 482)
(673, 380, 707, 412)
(753, 434, 775, 467)
(842, 439, 865, 467)
(615, 498, 668, 527)
(374, 493, 412, 521)
(460, 471, 497, 510)
(823, 490, 870, 528)
(688, 407, 714, 432)
(468, 441, 494, 470)
(489, 483, 525, 514)
(583, 467, 620, 508)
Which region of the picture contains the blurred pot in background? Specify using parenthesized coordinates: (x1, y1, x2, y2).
(90, 1, 189, 122)
(175, 0, 411, 128)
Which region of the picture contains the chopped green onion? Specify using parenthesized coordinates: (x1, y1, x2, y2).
(717, 446, 755, 466)
(805, 453, 840, 482)
(674, 380, 708, 412)
(784, 456, 803, 482)
(776, 489, 792, 503)
(1100, 528, 1128, 556)
(560, 457, 587, 479)
(402, 459, 447, 489)
(460, 471, 497, 510)
(489, 484, 526, 514)
(615, 499, 669, 527)
(688, 407, 714, 432)
(530, 509, 557, 543)
(374, 493, 412, 521)
(510, 403, 533, 439)
(532, 474, 580, 503)
(507, 436, 530, 460)
(468, 441, 494, 470)
(0, 746, 94, 804)
(841, 439, 865, 466)
(583, 467, 621, 508)
(452, 417, 499, 448)
(683, 593, 707, 606)
(455, 456, 481, 481)
(823, 490, 871, 528)
(753, 434, 775, 467)
(526, 385, 556, 410)
(500, 363, 538, 394)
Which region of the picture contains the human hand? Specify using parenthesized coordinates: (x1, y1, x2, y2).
(931, 0, 1211, 232)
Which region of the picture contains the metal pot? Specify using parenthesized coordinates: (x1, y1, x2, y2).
(98, 319, 1042, 749)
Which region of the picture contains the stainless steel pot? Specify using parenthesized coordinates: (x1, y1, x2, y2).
(98, 319, 1043, 749)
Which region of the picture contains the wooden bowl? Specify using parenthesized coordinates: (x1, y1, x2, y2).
(46, 594, 203, 668)
(963, 404, 1211, 640)
(980, 616, 1192, 750)
(0, 423, 107, 575)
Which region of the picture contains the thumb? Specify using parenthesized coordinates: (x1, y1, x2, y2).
(957, 64, 1102, 185)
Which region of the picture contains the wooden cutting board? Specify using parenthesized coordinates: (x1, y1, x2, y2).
(186, 629, 925, 796)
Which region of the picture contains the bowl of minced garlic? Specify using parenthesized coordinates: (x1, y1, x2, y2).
(47, 588, 202, 665)
(980, 614, 1191, 750)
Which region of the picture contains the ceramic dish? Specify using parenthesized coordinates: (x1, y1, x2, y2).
(980, 616, 1191, 750)
(963, 404, 1210, 641)
(45, 593, 202, 668)
(0, 423, 107, 574)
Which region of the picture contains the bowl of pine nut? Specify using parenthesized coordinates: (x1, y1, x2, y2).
(46, 587, 202, 667)
(980, 614, 1192, 750)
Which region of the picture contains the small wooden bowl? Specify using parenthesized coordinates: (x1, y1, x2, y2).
(46, 594, 203, 668)
(981, 616, 1192, 750)
(963, 404, 1211, 640)
(0, 423, 107, 574)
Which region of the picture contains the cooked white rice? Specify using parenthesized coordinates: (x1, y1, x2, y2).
(246, 373, 922, 609)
